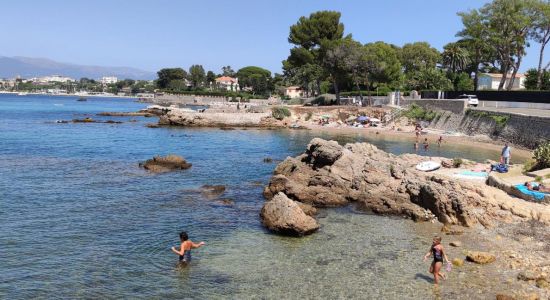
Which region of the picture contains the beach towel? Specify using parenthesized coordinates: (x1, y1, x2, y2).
(514, 184, 548, 201)
(453, 170, 488, 180)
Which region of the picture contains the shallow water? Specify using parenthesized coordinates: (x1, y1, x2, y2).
(0, 95, 518, 299)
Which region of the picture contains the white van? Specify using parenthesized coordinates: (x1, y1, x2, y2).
(458, 94, 479, 107)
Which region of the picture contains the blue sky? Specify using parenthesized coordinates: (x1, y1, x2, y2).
(1, 0, 546, 73)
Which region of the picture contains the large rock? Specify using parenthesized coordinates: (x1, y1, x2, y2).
(140, 155, 192, 173)
(200, 185, 226, 199)
(260, 192, 319, 236)
(262, 138, 499, 235)
(466, 251, 496, 264)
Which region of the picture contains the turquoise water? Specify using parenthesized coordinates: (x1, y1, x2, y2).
(0, 95, 510, 299)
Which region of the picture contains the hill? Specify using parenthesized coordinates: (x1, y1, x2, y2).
(0, 56, 156, 80)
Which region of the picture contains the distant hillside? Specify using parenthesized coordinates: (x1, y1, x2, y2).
(0, 56, 156, 80)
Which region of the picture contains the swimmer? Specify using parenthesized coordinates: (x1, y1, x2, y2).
(171, 231, 205, 264)
(423, 236, 449, 285)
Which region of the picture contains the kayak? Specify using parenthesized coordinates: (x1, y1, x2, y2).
(416, 161, 441, 172)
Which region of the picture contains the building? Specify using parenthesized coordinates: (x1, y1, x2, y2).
(284, 86, 303, 99)
(477, 73, 526, 90)
(215, 76, 239, 91)
(100, 76, 118, 84)
(32, 75, 75, 83)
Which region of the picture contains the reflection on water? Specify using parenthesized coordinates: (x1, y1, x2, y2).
(0, 95, 521, 298)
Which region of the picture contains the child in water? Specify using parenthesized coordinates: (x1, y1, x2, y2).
(171, 231, 205, 263)
(437, 136, 443, 147)
(423, 138, 429, 151)
(423, 236, 449, 285)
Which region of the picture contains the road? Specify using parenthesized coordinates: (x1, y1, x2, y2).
(471, 106, 550, 118)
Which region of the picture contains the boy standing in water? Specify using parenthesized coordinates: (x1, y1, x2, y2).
(423, 138, 429, 151)
(171, 231, 205, 264)
(423, 236, 449, 285)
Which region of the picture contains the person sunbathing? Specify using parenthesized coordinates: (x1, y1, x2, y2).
(524, 182, 550, 193)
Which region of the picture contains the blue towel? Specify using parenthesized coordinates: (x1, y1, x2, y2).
(514, 184, 547, 201)
(459, 171, 489, 178)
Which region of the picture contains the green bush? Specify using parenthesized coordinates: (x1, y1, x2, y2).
(272, 107, 291, 120)
(489, 115, 509, 130)
(305, 112, 313, 121)
(523, 159, 537, 173)
(424, 111, 438, 122)
(533, 141, 550, 170)
(404, 103, 427, 120)
(452, 158, 463, 168)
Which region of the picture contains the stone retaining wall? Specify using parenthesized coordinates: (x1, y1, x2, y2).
(428, 109, 550, 149)
(402, 99, 467, 114)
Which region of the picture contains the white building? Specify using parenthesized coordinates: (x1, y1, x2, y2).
(100, 76, 118, 84)
(32, 75, 75, 83)
(215, 76, 239, 91)
(284, 86, 303, 99)
(477, 73, 526, 90)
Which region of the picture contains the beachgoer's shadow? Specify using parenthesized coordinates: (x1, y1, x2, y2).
(414, 273, 433, 283)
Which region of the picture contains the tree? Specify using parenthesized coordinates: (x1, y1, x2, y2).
(236, 66, 272, 95)
(442, 42, 470, 73)
(406, 68, 453, 91)
(188, 65, 206, 88)
(221, 66, 235, 77)
(206, 71, 216, 89)
(363, 42, 403, 89)
(524, 67, 550, 89)
(321, 37, 362, 102)
(157, 68, 187, 89)
(530, 0, 550, 89)
(477, 0, 534, 90)
(401, 42, 440, 73)
(285, 11, 346, 99)
(457, 8, 495, 90)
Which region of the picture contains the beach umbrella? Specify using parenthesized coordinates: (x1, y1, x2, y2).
(369, 118, 381, 123)
(322, 115, 330, 119)
(357, 116, 369, 122)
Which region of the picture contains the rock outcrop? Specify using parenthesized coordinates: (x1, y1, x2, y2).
(262, 138, 504, 236)
(140, 155, 192, 173)
(158, 109, 282, 128)
(260, 192, 319, 236)
(200, 185, 226, 199)
(466, 251, 496, 264)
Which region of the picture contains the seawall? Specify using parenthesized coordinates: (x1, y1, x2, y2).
(427, 109, 550, 149)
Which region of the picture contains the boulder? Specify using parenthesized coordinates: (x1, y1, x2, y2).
(260, 192, 319, 236)
(140, 155, 192, 173)
(297, 202, 318, 217)
(496, 295, 515, 300)
(262, 138, 501, 236)
(452, 258, 464, 267)
(466, 251, 496, 264)
(200, 185, 226, 199)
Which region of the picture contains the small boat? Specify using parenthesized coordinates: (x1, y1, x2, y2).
(77, 97, 87, 101)
(416, 161, 441, 172)
(17, 92, 28, 96)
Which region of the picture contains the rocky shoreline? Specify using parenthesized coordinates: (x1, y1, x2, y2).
(259, 138, 550, 298)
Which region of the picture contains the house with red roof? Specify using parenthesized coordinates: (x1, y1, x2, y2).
(215, 76, 239, 91)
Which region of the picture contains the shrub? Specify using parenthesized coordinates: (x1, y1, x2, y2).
(452, 158, 463, 168)
(403, 103, 427, 120)
(424, 111, 438, 122)
(533, 141, 550, 170)
(523, 159, 537, 173)
(489, 115, 509, 130)
(272, 107, 291, 120)
(305, 112, 313, 121)
(535, 176, 543, 183)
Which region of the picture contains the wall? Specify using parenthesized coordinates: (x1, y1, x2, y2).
(421, 90, 550, 103)
(153, 93, 281, 106)
(401, 99, 467, 114)
(428, 109, 550, 149)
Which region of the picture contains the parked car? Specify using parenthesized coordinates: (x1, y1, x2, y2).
(458, 94, 479, 107)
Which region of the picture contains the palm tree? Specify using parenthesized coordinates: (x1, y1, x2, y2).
(442, 43, 470, 74)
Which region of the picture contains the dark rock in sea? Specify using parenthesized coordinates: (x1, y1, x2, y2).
(139, 155, 192, 173)
(260, 192, 319, 236)
(104, 120, 122, 124)
(262, 138, 505, 236)
(200, 185, 226, 199)
(72, 117, 96, 123)
(263, 157, 273, 163)
(146, 123, 159, 128)
(220, 127, 236, 131)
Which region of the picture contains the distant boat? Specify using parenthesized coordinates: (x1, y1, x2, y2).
(17, 92, 28, 96)
(77, 97, 87, 102)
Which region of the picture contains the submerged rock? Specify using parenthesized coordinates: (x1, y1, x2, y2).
(466, 251, 496, 264)
(260, 192, 319, 236)
(200, 185, 226, 199)
(140, 155, 192, 173)
(262, 138, 501, 236)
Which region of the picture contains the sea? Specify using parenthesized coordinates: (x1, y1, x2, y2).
(0, 94, 516, 299)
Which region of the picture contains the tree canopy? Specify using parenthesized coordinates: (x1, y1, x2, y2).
(157, 68, 187, 89)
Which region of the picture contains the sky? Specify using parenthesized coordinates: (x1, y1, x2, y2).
(1, 0, 547, 74)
